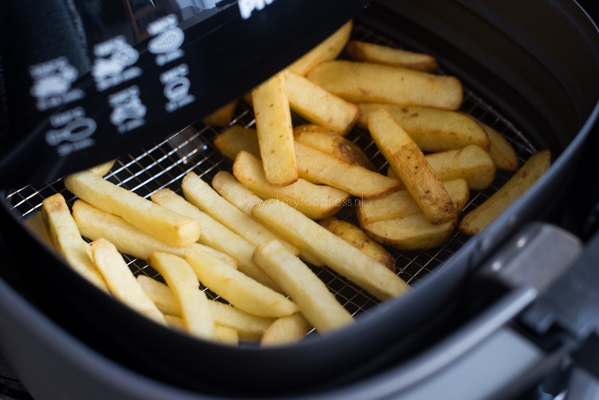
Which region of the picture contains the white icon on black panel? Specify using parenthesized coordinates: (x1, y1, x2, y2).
(148, 27, 184, 54)
(109, 86, 147, 126)
(92, 40, 139, 81)
(45, 118, 97, 146)
(164, 77, 190, 102)
(30, 60, 78, 99)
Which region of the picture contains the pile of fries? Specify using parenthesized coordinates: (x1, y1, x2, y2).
(23, 21, 551, 347)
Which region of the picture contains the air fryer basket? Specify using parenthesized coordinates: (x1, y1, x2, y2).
(1, 0, 598, 397)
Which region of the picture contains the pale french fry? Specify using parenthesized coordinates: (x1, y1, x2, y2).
(253, 240, 354, 333)
(164, 315, 186, 331)
(356, 104, 490, 152)
(185, 245, 298, 318)
(368, 109, 457, 225)
(64, 171, 201, 247)
(294, 141, 401, 199)
(137, 275, 274, 340)
(88, 159, 116, 176)
(318, 217, 396, 272)
(233, 151, 351, 220)
(212, 171, 324, 267)
(345, 40, 439, 72)
(147, 252, 215, 340)
(214, 125, 261, 161)
(293, 124, 374, 170)
(202, 99, 238, 127)
(357, 179, 469, 226)
(260, 313, 312, 347)
(182, 172, 300, 257)
(214, 326, 239, 345)
(363, 214, 456, 251)
(478, 121, 519, 171)
(252, 200, 410, 301)
(288, 21, 352, 76)
(195, 244, 237, 269)
(150, 188, 277, 290)
(252, 73, 298, 186)
(307, 61, 463, 111)
(42, 194, 108, 291)
(24, 211, 52, 246)
(284, 70, 359, 135)
(91, 238, 166, 325)
(460, 150, 551, 235)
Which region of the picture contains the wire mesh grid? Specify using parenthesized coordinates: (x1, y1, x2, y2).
(5, 24, 537, 331)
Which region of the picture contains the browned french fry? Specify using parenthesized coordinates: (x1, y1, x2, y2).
(356, 104, 490, 152)
(368, 109, 457, 225)
(42, 194, 108, 291)
(260, 313, 312, 347)
(460, 150, 551, 235)
(478, 121, 519, 171)
(318, 217, 396, 272)
(233, 151, 351, 220)
(287, 21, 352, 76)
(91, 238, 166, 325)
(252, 73, 297, 186)
(64, 171, 201, 247)
(214, 125, 261, 161)
(307, 61, 463, 111)
(202, 99, 239, 127)
(284, 70, 359, 135)
(345, 40, 439, 72)
(293, 124, 374, 170)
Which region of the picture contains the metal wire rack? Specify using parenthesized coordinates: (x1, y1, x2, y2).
(5, 24, 537, 334)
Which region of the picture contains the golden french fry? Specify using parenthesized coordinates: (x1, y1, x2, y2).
(460, 150, 551, 235)
(356, 104, 490, 152)
(163, 315, 239, 345)
(294, 141, 401, 199)
(194, 244, 237, 269)
(478, 121, 519, 171)
(252, 200, 410, 301)
(357, 179, 469, 227)
(252, 73, 298, 186)
(150, 188, 276, 290)
(319, 217, 395, 272)
(147, 252, 215, 340)
(288, 21, 352, 76)
(91, 238, 166, 325)
(253, 240, 354, 333)
(185, 245, 298, 318)
(345, 40, 439, 72)
(363, 214, 456, 251)
(214, 125, 261, 161)
(136, 275, 273, 340)
(182, 172, 300, 257)
(260, 313, 312, 347)
(284, 70, 359, 135)
(88, 159, 116, 176)
(307, 61, 463, 111)
(293, 124, 374, 170)
(233, 151, 351, 220)
(202, 99, 239, 127)
(164, 314, 186, 331)
(41, 194, 108, 291)
(64, 171, 201, 248)
(24, 211, 52, 246)
(368, 109, 457, 225)
(212, 171, 324, 267)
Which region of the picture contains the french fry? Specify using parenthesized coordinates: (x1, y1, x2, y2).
(202, 99, 239, 127)
(356, 103, 490, 152)
(88, 159, 116, 176)
(307, 61, 463, 111)
(24, 211, 52, 246)
(147, 252, 215, 340)
(194, 244, 237, 269)
(478, 121, 519, 171)
(91, 238, 166, 325)
(252, 200, 410, 301)
(319, 217, 395, 272)
(363, 214, 457, 251)
(357, 179, 469, 226)
(260, 313, 312, 347)
(163, 315, 239, 345)
(253, 240, 354, 333)
(64, 171, 201, 247)
(287, 21, 352, 76)
(293, 124, 374, 170)
(460, 150, 551, 235)
(212, 171, 324, 267)
(137, 275, 274, 340)
(294, 141, 401, 199)
(150, 188, 276, 290)
(368, 109, 457, 225)
(214, 125, 261, 161)
(41, 194, 108, 291)
(345, 40, 439, 72)
(233, 151, 351, 220)
(185, 245, 299, 318)
(284, 70, 359, 135)
(182, 172, 300, 257)
(252, 73, 298, 186)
